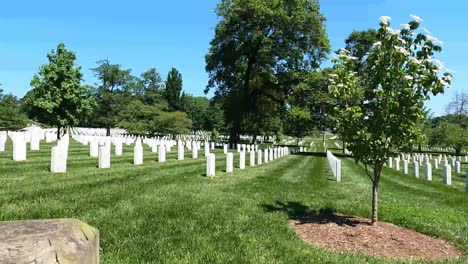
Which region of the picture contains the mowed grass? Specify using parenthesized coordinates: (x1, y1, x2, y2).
(0, 139, 467, 263)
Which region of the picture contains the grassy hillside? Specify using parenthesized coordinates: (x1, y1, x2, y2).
(0, 140, 466, 263)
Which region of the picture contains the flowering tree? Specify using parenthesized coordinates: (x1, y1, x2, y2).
(328, 15, 452, 225)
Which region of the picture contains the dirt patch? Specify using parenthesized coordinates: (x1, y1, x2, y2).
(291, 212, 463, 260)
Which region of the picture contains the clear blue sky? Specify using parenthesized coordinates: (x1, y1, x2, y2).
(1, 0, 466, 116)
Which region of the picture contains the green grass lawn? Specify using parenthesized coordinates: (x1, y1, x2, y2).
(0, 139, 467, 263)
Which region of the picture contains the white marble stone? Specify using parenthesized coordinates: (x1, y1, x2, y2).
(0, 131, 7, 152)
(204, 142, 210, 157)
(239, 151, 245, 169)
(424, 162, 432, 181)
(443, 164, 452, 185)
(403, 160, 408, 174)
(455, 161, 461, 173)
(206, 153, 215, 177)
(226, 153, 233, 173)
(50, 145, 67, 173)
(90, 141, 98, 157)
(158, 145, 166, 162)
(115, 141, 123, 156)
(250, 151, 255, 167)
(192, 141, 198, 159)
(413, 161, 419, 178)
(388, 157, 393, 168)
(133, 139, 143, 165)
(178, 143, 184, 160)
(12, 135, 27, 161)
(30, 131, 41, 151)
(98, 145, 110, 169)
(264, 149, 269, 163)
(257, 150, 262, 165)
(223, 144, 228, 154)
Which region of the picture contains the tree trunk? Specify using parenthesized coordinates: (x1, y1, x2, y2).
(106, 127, 111, 137)
(342, 140, 346, 154)
(371, 162, 382, 226)
(57, 126, 61, 140)
(455, 146, 461, 156)
(418, 143, 422, 153)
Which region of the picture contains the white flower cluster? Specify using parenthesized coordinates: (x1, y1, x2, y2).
(379, 16, 391, 25)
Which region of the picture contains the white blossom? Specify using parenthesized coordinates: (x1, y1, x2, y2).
(404, 75, 414, 80)
(328, 73, 338, 78)
(410, 14, 423, 22)
(379, 16, 391, 25)
(432, 58, 444, 69)
(426, 35, 444, 45)
(398, 37, 407, 44)
(411, 57, 422, 64)
(337, 83, 345, 88)
(440, 79, 450, 87)
(400, 23, 411, 30)
(394, 45, 410, 56)
(372, 41, 382, 47)
(386, 27, 400, 35)
(421, 27, 431, 35)
(340, 48, 350, 54)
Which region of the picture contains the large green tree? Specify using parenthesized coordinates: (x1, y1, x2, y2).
(91, 59, 132, 136)
(164, 68, 183, 111)
(27, 43, 94, 138)
(0, 88, 28, 130)
(205, 0, 330, 143)
(343, 29, 378, 73)
(329, 15, 452, 225)
(141, 68, 165, 105)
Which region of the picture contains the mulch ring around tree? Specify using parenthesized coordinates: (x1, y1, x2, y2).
(291, 211, 464, 261)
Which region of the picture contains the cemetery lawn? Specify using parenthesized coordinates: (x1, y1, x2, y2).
(0, 140, 467, 263)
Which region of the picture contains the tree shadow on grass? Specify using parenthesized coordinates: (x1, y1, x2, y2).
(261, 201, 364, 227)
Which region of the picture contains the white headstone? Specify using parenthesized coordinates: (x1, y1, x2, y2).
(90, 141, 98, 157)
(424, 162, 432, 181)
(0, 132, 7, 152)
(30, 131, 41, 151)
(239, 151, 245, 169)
(443, 164, 452, 185)
(264, 149, 269, 163)
(204, 142, 210, 157)
(226, 153, 233, 173)
(413, 161, 419, 178)
(134, 139, 143, 165)
(158, 145, 166, 162)
(98, 145, 110, 169)
(223, 144, 228, 154)
(12, 135, 27, 161)
(257, 150, 262, 165)
(115, 141, 123, 156)
(178, 143, 184, 160)
(403, 160, 408, 174)
(455, 161, 461, 173)
(434, 159, 439, 169)
(206, 153, 215, 177)
(192, 141, 198, 159)
(395, 158, 400, 171)
(388, 157, 393, 168)
(250, 151, 255, 167)
(50, 145, 67, 173)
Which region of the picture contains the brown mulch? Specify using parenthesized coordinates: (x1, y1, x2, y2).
(291, 212, 463, 260)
